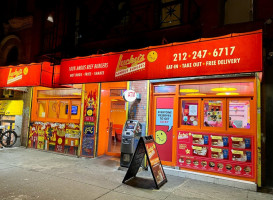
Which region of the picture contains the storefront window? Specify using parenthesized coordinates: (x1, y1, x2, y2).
(154, 85, 176, 93)
(59, 100, 69, 119)
(203, 100, 223, 127)
(181, 100, 199, 126)
(71, 100, 81, 120)
(38, 88, 82, 97)
(180, 85, 202, 96)
(36, 99, 81, 122)
(48, 100, 58, 119)
(38, 100, 46, 118)
(180, 82, 254, 96)
(229, 100, 250, 129)
(110, 89, 126, 96)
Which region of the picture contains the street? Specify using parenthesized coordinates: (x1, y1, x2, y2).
(0, 147, 272, 200)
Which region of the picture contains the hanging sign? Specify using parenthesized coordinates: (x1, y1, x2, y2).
(0, 62, 53, 87)
(60, 30, 262, 84)
(122, 136, 167, 189)
(123, 90, 136, 102)
(0, 100, 24, 115)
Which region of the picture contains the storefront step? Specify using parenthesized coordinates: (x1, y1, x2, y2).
(162, 166, 257, 191)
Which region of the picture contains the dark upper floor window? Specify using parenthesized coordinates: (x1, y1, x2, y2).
(224, 0, 253, 24)
(160, 0, 183, 28)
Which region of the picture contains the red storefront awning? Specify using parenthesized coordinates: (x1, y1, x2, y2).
(60, 30, 262, 84)
(0, 62, 53, 88)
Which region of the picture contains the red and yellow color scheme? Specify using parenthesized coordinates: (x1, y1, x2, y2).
(150, 77, 259, 183)
(28, 122, 80, 155)
(154, 97, 174, 164)
(29, 86, 82, 155)
(80, 83, 99, 157)
(0, 62, 53, 88)
(145, 141, 166, 185)
(60, 30, 262, 84)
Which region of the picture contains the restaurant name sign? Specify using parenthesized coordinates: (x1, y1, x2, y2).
(0, 62, 53, 87)
(59, 30, 262, 84)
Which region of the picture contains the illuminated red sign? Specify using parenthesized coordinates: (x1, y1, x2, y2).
(60, 30, 262, 84)
(0, 62, 53, 87)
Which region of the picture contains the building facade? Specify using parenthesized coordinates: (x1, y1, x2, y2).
(0, 0, 273, 189)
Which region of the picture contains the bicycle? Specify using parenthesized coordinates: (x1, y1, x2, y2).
(0, 125, 18, 148)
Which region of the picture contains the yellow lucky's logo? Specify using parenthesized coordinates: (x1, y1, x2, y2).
(147, 51, 158, 62)
(23, 67, 28, 75)
(7, 68, 23, 85)
(115, 54, 146, 77)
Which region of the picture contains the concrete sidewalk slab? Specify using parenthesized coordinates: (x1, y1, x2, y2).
(172, 179, 248, 200)
(96, 191, 152, 200)
(0, 147, 272, 200)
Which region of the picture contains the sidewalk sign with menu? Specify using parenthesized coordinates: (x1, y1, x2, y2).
(122, 135, 167, 189)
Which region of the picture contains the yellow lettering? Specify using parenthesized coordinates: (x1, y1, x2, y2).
(116, 54, 145, 72)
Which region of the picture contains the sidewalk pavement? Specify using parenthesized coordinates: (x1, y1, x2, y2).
(0, 147, 272, 200)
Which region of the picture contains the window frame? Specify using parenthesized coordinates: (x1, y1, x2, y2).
(36, 98, 81, 123)
(227, 97, 254, 134)
(160, 0, 183, 28)
(201, 98, 227, 131)
(32, 87, 82, 124)
(179, 98, 201, 130)
(153, 84, 177, 95)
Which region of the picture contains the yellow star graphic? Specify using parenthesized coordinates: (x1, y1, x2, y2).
(185, 149, 190, 154)
(208, 52, 211, 55)
(188, 55, 191, 57)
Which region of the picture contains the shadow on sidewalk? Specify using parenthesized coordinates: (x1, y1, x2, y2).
(124, 177, 156, 189)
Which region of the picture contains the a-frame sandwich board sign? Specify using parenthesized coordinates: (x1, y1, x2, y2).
(122, 135, 167, 189)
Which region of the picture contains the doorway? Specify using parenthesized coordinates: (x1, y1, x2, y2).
(97, 82, 127, 157)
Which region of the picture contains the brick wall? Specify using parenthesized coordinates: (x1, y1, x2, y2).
(128, 80, 149, 124)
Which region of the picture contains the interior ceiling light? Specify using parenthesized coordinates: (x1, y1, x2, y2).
(47, 15, 54, 23)
(72, 93, 81, 95)
(185, 93, 206, 95)
(180, 89, 199, 93)
(216, 92, 239, 95)
(211, 87, 237, 92)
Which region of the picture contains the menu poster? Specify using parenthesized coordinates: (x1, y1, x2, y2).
(176, 131, 254, 179)
(145, 141, 166, 186)
(122, 136, 167, 189)
(189, 105, 198, 116)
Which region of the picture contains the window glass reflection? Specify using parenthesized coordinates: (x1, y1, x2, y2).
(182, 100, 198, 126)
(203, 100, 223, 127)
(229, 100, 250, 129)
(154, 85, 176, 93)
